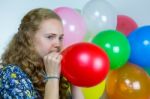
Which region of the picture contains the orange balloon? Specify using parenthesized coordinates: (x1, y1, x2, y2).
(106, 63, 150, 99)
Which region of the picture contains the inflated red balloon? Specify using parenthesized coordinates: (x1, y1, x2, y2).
(61, 42, 110, 87)
(116, 15, 138, 36)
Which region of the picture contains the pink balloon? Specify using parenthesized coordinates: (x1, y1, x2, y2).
(54, 7, 87, 48)
(116, 15, 138, 36)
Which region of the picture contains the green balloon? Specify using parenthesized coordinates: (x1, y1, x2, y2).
(143, 67, 150, 76)
(92, 30, 130, 70)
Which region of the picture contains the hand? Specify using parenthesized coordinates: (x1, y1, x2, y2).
(43, 52, 62, 78)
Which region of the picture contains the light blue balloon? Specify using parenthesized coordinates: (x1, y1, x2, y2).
(128, 25, 150, 69)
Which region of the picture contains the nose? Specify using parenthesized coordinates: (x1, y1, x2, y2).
(52, 38, 62, 49)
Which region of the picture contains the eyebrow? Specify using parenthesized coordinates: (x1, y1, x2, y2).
(45, 33, 64, 36)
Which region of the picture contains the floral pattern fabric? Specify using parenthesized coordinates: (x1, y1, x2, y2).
(0, 64, 40, 99)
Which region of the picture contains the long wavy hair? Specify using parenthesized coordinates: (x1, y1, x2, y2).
(1, 8, 70, 99)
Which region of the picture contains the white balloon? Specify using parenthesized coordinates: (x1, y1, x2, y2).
(82, 0, 117, 34)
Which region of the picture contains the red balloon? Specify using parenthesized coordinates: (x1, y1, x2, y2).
(116, 15, 138, 36)
(61, 42, 110, 87)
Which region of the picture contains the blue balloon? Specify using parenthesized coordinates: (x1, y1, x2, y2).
(128, 25, 150, 68)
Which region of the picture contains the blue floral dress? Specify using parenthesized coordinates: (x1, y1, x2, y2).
(0, 64, 41, 99)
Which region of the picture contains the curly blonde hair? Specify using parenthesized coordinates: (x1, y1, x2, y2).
(1, 8, 70, 99)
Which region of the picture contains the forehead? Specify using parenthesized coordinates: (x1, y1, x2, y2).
(38, 19, 63, 35)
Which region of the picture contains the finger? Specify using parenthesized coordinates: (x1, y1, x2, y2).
(47, 52, 58, 59)
(56, 55, 63, 62)
(44, 52, 57, 63)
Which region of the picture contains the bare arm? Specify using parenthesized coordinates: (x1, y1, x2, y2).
(44, 79, 59, 99)
(43, 52, 84, 99)
(71, 85, 84, 99)
(43, 52, 62, 99)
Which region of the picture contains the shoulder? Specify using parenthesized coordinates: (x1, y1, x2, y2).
(0, 64, 40, 98)
(0, 64, 33, 89)
(0, 64, 33, 87)
(1, 64, 24, 72)
(0, 64, 29, 81)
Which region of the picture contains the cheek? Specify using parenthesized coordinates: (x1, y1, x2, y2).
(35, 39, 52, 56)
(40, 42, 52, 54)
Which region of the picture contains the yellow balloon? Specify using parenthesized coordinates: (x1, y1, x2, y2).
(81, 80, 106, 99)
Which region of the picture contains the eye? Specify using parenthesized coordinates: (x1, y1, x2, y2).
(59, 36, 64, 41)
(47, 35, 55, 39)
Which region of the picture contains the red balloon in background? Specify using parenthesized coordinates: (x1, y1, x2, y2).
(61, 42, 110, 87)
(116, 15, 138, 36)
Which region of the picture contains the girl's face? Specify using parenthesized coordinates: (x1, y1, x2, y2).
(33, 19, 64, 58)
